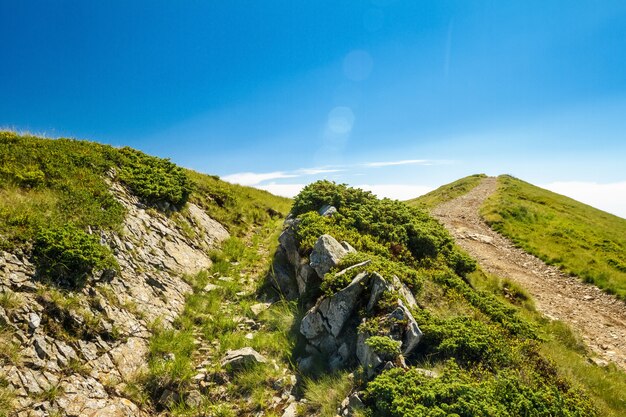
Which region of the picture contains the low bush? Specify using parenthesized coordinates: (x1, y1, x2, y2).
(33, 224, 118, 287)
(365, 362, 597, 417)
(365, 336, 401, 360)
(117, 147, 192, 208)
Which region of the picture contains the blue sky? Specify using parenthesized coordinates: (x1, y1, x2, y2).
(2, 1, 626, 216)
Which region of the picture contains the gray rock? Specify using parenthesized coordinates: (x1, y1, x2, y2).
(296, 263, 320, 295)
(318, 272, 369, 337)
(310, 235, 349, 278)
(341, 241, 357, 253)
(282, 402, 298, 417)
(221, 347, 267, 369)
(319, 205, 337, 217)
(367, 273, 392, 311)
(250, 302, 271, 316)
(391, 300, 423, 355)
(301, 272, 368, 341)
(392, 275, 417, 309)
(185, 389, 204, 408)
(279, 226, 301, 267)
(269, 246, 299, 300)
(28, 312, 41, 330)
(356, 333, 383, 379)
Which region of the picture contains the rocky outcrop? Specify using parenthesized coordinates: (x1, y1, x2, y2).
(270, 210, 424, 380)
(0, 181, 229, 416)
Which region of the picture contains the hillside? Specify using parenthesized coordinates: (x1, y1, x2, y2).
(415, 175, 626, 416)
(481, 175, 626, 299)
(406, 174, 486, 209)
(0, 132, 291, 416)
(1, 134, 624, 417)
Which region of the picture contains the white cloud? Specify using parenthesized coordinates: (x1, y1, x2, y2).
(257, 183, 306, 198)
(541, 181, 626, 219)
(357, 184, 433, 200)
(221, 171, 297, 186)
(256, 182, 433, 200)
(364, 159, 430, 167)
(296, 168, 344, 175)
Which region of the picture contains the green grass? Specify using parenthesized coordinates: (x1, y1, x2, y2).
(481, 175, 626, 299)
(143, 218, 298, 414)
(406, 174, 486, 209)
(468, 265, 626, 417)
(0, 131, 291, 253)
(291, 181, 613, 416)
(303, 372, 354, 417)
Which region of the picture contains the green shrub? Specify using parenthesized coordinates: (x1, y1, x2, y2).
(418, 317, 511, 366)
(117, 147, 192, 208)
(365, 363, 597, 417)
(33, 224, 118, 287)
(365, 336, 401, 360)
(291, 181, 473, 275)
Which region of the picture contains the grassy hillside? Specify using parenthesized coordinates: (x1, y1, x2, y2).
(482, 175, 626, 299)
(0, 131, 290, 250)
(406, 174, 486, 209)
(289, 181, 626, 417)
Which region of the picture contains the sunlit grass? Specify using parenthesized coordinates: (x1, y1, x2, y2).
(481, 175, 626, 299)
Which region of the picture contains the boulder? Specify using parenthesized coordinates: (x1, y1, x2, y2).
(356, 333, 383, 379)
(221, 347, 267, 369)
(269, 246, 299, 300)
(300, 272, 369, 340)
(367, 273, 392, 311)
(392, 275, 418, 309)
(278, 226, 301, 267)
(309, 235, 350, 278)
(388, 300, 423, 355)
(296, 263, 319, 296)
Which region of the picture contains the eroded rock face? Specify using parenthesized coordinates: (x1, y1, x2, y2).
(0, 181, 229, 416)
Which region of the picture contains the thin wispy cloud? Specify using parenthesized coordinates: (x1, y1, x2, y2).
(223, 158, 447, 186)
(296, 168, 345, 175)
(221, 171, 298, 186)
(364, 159, 430, 167)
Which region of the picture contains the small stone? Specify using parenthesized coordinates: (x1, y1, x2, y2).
(282, 402, 298, 417)
(221, 347, 266, 369)
(185, 389, 203, 408)
(28, 312, 41, 330)
(203, 283, 219, 292)
(250, 302, 271, 316)
(319, 205, 337, 217)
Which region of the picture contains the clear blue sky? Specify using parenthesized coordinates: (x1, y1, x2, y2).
(2, 1, 626, 215)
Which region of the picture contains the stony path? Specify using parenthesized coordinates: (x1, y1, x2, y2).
(431, 177, 626, 370)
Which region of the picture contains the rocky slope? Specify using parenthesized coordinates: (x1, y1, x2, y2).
(1, 180, 228, 416)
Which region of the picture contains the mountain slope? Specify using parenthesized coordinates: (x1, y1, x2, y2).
(0, 132, 291, 416)
(406, 173, 486, 209)
(482, 175, 626, 299)
(422, 175, 626, 416)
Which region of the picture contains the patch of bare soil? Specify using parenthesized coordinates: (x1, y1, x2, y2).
(432, 177, 626, 370)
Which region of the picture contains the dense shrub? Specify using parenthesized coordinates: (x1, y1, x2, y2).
(291, 181, 475, 275)
(33, 224, 118, 287)
(418, 316, 511, 366)
(365, 336, 401, 360)
(365, 363, 597, 417)
(117, 147, 192, 208)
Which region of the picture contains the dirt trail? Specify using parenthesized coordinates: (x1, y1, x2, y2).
(432, 177, 626, 370)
